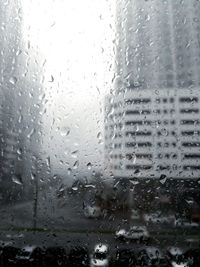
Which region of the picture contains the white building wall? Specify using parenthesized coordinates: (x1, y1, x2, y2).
(105, 0, 200, 179)
(105, 87, 200, 179)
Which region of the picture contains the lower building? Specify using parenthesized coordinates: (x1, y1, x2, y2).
(104, 87, 200, 180)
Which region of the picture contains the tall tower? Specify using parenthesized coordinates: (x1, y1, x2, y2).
(0, 0, 23, 195)
(0, 0, 45, 201)
(105, 0, 200, 180)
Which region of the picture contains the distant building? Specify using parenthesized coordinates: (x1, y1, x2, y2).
(0, 1, 45, 200)
(0, 0, 23, 189)
(104, 0, 200, 180)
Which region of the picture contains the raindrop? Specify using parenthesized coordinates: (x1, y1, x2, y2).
(73, 161, 79, 169)
(16, 49, 22, 56)
(12, 174, 23, 185)
(40, 178, 45, 183)
(134, 124, 139, 132)
(97, 132, 103, 144)
(130, 180, 139, 185)
(160, 128, 168, 136)
(145, 14, 151, 21)
(71, 186, 78, 191)
(67, 168, 72, 175)
(60, 127, 70, 137)
(64, 149, 70, 155)
(96, 86, 101, 94)
(185, 199, 194, 205)
(1, 23, 5, 30)
(39, 93, 45, 101)
(50, 21, 56, 27)
(27, 40, 31, 49)
(159, 174, 167, 184)
(87, 162, 92, 170)
(114, 181, 120, 188)
(132, 154, 137, 164)
(84, 184, 95, 188)
(31, 172, 36, 180)
(46, 156, 50, 168)
(49, 75, 54, 82)
(27, 128, 35, 139)
(97, 132, 102, 139)
(58, 184, 65, 193)
(134, 169, 140, 174)
(59, 160, 64, 165)
(185, 41, 191, 49)
(9, 76, 17, 85)
(71, 150, 78, 158)
(18, 115, 23, 123)
(53, 175, 58, 180)
(133, 81, 140, 87)
(17, 148, 22, 155)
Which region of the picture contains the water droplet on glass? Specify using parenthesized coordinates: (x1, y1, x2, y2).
(132, 154, 137, 164)
(160, 128, 168, 136)
(16, 49, 22, 56)
(40, 178, 45, 183)
(73, 161, 79, 169)
(145, 14, 151, 21)
(27, 128, 35, 139)
(60, 127, 70, 137)
(114, 181, 120, 188)
(71, 186, 78, 191)
(18, 115, 23, 123)
(133, 81, 140, 87)
(27, 40, 31, 49)
(71, 150, 78, 158)
(134, 124, 139, 132)
(9, 76, 17, 85)
(130, 180, 139, 185)
(134, 169, 140, 174)
(67, 168, 72, 175)
(17, 148, 22, 155)
(159, 174, 167, 184)
(12, 174, 23, 185)
(53, 175, 58, 180)
(31, 172, 36, 180)
(87, 162, 92, 170)
(46, 156, 50, 168)
(58, 184, 65, 193)
(84, 184, 95, 189)
(63, 150, 68, 156)
(49, 75, 54, 82)
(185, 199, 194, 205)
(97, 132, 103, 144)
(97, 132, 102, 138)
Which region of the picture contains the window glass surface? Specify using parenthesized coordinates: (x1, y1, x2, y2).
(0, 0, 200, 266)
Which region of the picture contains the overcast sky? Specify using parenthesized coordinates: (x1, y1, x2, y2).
(21, 0, 115, 182)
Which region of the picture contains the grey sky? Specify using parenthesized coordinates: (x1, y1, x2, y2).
(21, 0, 115, 182)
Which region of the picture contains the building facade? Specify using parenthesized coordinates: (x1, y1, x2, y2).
(105, 0, 200, 180)
(0, 0, 45, 200)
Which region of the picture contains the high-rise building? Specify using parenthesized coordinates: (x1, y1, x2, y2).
(0, 0, 45, 200)
(105, 0, 200, 180)
(0, 0, 22, 184)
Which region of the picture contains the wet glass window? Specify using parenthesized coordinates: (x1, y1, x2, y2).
(0, 0, 200, 266)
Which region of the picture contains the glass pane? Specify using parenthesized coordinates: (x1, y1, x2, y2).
(0, 0, 199, 266)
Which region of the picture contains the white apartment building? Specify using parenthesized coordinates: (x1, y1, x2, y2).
(105, 0, 200, 179)
(105, 88, 200, 179)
